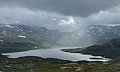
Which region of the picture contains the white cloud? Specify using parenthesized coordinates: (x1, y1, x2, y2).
(0, 7, 79, 31)
(1, 6, 120, 32)
(59, 17, 76, 26)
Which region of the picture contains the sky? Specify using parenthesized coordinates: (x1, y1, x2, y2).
(0, 0, 120, 31)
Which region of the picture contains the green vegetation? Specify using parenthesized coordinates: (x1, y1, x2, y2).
(0, 56, 72, 72)
(62, 38, 120, 59)
(61, 48, 85, 53)
(0, 24, 62, 53)
(0, 31, 56, 53)
(0, 56, 120, 72)
(15, 63, 120, 72)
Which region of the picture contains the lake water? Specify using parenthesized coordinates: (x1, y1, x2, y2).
(2, 47, 110, 62)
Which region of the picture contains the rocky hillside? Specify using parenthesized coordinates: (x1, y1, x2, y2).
(1, 24, 120, 53)
(0, 24, 62, 53)
(86, 24, 120, 44)
(0, 56, 119, 72)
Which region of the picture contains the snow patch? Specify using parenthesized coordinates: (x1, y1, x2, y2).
(104, 24, 120, 27)
(4, 25, 14, 28)
(18, 35, 26, 38)
(0, 40, 4, 42)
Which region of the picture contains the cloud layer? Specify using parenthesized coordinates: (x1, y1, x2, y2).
(0, 6, 120, 31)
(0, 0, 120, 17)
(0, 1, 120, 32)
(0, 1, 120, 46)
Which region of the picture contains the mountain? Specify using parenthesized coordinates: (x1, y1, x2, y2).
(1, 24, 120, 53)
(86, 24, 120, 44)
(62, 38, 120, 59)
(58, 24, 120, 47)
(0, 24, 62, 53)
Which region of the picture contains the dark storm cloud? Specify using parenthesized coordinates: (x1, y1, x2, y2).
(0, 0, 120, 17)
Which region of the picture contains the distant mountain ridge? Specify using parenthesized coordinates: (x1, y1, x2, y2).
(1, 24, 120, 53)
(59, 24, 120, 46)
(0, 24, 62, 53)
(86, 24, 120, 44)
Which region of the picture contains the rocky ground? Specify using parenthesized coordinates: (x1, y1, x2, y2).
(0, 56, 120, 72)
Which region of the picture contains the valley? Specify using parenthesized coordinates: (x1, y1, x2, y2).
(0, 1, 120, 72)
(1, 24, 120, 53)
(0, 24, 120, 72)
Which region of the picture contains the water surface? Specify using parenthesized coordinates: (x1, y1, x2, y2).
(2, 47, 110, 62)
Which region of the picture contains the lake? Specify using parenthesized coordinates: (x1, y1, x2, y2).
(2, 47, 110, 62)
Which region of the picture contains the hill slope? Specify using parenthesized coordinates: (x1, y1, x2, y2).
(62, 38, 120, 59)
(0, 24, 61, 53)
(1, 24, 120, 53)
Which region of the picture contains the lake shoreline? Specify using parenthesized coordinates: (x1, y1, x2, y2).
(2, 47, 110, 62)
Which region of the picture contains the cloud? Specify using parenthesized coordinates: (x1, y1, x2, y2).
(0, 6, 120, 32)
(59, 17, 76, 26)
(0, 0, 120, 17)
(82, 10, 120, 25)
(0, 3, 120, 46)
(0, 7, 79, 31)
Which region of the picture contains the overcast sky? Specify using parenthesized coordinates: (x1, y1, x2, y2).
(0, 0, 120, 31)
(0, 0, 120, 16)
